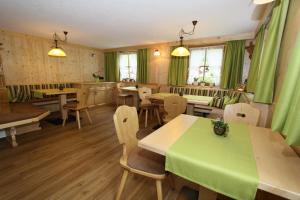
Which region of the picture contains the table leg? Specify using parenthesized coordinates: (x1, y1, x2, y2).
(187, 104, 194, 115)
(59, 94, 68, 120)
(198, 185, 217, 200)
(6, 127, 18, 147)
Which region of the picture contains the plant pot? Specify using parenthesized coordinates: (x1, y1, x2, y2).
(213, 125, 227, 136)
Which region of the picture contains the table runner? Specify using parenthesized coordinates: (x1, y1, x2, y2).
(165, 117, 258, 200)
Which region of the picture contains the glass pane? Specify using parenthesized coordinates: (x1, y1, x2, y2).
(119, 53, 137, 81)
(206, 47, 223, 86)
(187, 47, 223, 85)
(128, 53, 137, 81)
(187, 49, 206, 84)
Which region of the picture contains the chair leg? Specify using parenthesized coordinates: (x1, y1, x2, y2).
(116, 170, 129, 200)
(156, 180, 163, 200)
(155, 107, 161, 125)
(145, 109, 148, 127)
(76, 110, 81, 129)
(62, 110, 68, 127)
(85, 109, 92, 124)
(123, 97, 126, 105)
(139, 108, 144, 120)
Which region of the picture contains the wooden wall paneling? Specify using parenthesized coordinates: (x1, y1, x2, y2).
(0, 30, 104, 85)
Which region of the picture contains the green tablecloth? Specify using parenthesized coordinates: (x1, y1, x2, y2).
(166, 117, 258, 200)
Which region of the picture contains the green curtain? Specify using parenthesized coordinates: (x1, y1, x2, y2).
(246, 26, 265, 93)
(220, 40, 245, 89)
(271, 32, 300, 146)
(254, 0, 290, 104)
(137, 48, 148, 83)
(168, 47, 189, 86)
(104, 52, 118, 82)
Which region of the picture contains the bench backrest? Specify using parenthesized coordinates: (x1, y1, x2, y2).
(6, 83, 73, 102)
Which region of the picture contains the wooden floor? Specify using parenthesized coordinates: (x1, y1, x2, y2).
(0, 105, 287, 200)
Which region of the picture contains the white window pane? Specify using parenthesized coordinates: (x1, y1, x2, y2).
(187, 49, 206, 84)
(206, 47, 223, 86)
(119, 53, 137, 81)
(187, 46, 223, 86)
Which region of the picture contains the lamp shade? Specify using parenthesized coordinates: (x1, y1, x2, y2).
(171, 46, 190, 57)
(154, 49, 161, 56)
(48, 48, 66, 57)
(253, 0, 275, 4)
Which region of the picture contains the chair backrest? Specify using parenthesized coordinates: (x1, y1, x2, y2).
(138, 87, 152, 105)
(164, 96, 187, 121)
(224, 103, 260, 126)
(113, 105, 139, 163)
(76, 88, 89, 108)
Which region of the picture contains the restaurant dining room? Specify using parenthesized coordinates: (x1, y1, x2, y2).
(0, 0, 300, 200)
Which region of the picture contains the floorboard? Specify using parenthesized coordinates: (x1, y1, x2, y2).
(0, 105, 287, 200)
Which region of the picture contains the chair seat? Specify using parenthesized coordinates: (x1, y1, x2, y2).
(118, 94, 132, 97)
(63, 102, 86, 110)
(127, 147, 165, 175)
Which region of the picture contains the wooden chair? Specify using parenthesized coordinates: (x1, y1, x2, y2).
(138, 87, 161, 127)
(163, 96, 187, 123)
(224, 103, 260, 126)
(113, 105, 166, 200)
(62, 88, 92, 129)
(116, 83, 133, 107)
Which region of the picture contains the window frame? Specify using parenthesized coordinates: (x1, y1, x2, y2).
(187, 45, 225, 86)
(118, 51, 138, 81)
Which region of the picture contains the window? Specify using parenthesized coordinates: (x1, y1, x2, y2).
(119, 52, 137, 81)
(187, 46, 224, 86)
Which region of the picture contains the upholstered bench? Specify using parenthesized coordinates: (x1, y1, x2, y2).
(169, 86, 248, 118)
(6, 83, 75, 103)
(6, 83, 76, 113)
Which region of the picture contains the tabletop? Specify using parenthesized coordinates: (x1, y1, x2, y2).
(149, 93, 213, 106)
(33, 88, 78, 97)
(138, 114, 300, 200)
(0, 103, 50, 129)
(120, 86, 137, 92)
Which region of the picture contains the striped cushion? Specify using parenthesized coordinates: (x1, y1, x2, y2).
(6, 83, 73, 102)
(169, 86, 243, 109)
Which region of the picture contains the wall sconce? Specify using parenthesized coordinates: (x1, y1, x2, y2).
(154, 49, 161, 56)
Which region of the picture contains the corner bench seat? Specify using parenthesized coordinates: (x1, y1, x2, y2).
(169, 86, 245, 109)
(6, 83, 75, 104)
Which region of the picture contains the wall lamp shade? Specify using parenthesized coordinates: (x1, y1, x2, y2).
(48, 47, 66, 57)
(154, 49, 161, 56)
(171, 46, 190, 57)
(253, 0, 275, 4)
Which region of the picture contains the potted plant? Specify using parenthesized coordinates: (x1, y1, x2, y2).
(199, 81, 206, 86)
(211, 119, 229, 137)
(193, 77, 198, 86)
(92, 73, 104, 82)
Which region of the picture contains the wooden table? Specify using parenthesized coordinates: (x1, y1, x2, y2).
(149, 93, 213, 115)
(33, 88, 77, 120)
(0, 103, 50, 147)
(138, 114, 300, 200)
